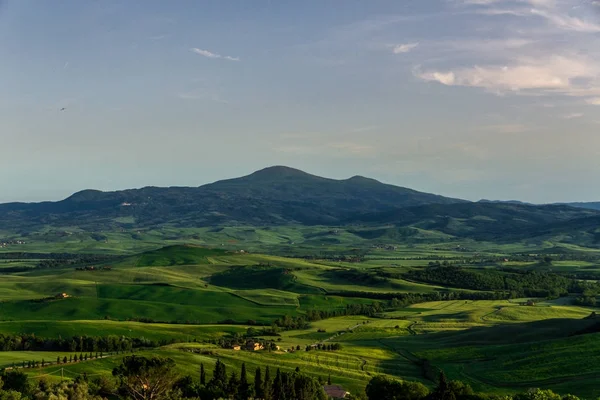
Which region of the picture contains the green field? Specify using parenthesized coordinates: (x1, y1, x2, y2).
(2, 243, 600, 398)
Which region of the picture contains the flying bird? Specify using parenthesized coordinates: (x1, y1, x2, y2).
(60, 107, 66, 111)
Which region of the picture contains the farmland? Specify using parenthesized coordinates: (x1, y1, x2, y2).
(2, 243, 600, 399)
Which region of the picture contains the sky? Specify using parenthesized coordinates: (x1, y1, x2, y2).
(1, 0, 600, 204)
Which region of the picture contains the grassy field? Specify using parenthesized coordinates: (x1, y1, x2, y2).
(2, 244, 600, 398)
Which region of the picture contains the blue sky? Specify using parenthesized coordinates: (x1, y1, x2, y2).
(1, 0, 599, 203)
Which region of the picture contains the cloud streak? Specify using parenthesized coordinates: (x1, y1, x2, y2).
(393, 42, 419, 54)
(190, 48, 240, 61)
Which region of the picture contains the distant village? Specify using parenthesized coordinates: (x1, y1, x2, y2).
(0, 239, 26, 248)
(75, 265, 112, 271)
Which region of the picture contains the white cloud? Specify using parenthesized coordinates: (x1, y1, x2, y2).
(190, 48, 240, 61)
(393, 42, 419, 54)
(416, 56, 599, 95)
(586, 97, 600, 105)
(563, 112, 584, 119)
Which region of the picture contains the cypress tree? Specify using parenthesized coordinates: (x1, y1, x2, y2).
(254, 367, 264, 400)
(272, 368, 283, 400)
(200, 362, 206, 385)
(264, 366, 272, 400)
(228, 371, 239, 398)
(238, 362, 250, 399)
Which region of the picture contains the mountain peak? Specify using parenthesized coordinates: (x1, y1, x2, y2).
(246, 166, 317, 180)
(346, 175, 380, 185)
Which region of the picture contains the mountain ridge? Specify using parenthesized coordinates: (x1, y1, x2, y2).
(0, 166, 465, 229)
(0, 166, 598, 247)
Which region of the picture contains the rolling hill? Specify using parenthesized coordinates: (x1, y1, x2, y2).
(346, 202, 600, 242)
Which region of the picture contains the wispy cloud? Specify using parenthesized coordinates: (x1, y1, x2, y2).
(563, 112, 584, 119)
(478, 123, 532, 134)
(586, 97, 600, 105)
(393, 42, 419, 54)
(177, 92, 228, 104)
(416, 55, 598, 94)
(190, 48, 240, 61)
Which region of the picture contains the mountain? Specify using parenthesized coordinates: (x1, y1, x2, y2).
(0, 166, 465, 230)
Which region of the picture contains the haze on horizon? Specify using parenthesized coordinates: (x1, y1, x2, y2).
(1, 0, 599, 204)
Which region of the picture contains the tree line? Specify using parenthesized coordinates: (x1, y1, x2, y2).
(405, 265, 600, 298)
(0, 334, 172, 352)
(364, 373, 585, 400)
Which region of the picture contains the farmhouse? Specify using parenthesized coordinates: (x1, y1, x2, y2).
(55, 293, 69, 299)
(231, 345, 241, 351)
(323, 384, 349, 399)
(245, 341, 264, 351)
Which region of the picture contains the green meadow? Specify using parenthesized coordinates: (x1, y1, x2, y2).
(2, 243, 600, 398)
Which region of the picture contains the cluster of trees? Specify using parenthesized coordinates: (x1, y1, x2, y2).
(304, 343, 342, 351)
(0, 334, 161, 352)
(364, 373, 586, 400)
(405, 265, 600, 298)
(114, 356, 327, 400)
(0, 369, 114, 400)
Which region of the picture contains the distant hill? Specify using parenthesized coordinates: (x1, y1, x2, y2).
(481, 199, 600, 211)
(0, 166, 465, 230)
(346, 202, 600, 243)
(561, 202, 600, 211)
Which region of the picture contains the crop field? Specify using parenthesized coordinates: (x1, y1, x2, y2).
(2, 243, 600, 398)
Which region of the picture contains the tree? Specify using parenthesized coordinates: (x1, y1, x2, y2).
(0, 370, 29, 394)
(41, 359, 45, 368)
(63, 356, 68, 364)
(112, 355, 179, 400)
(200, 363, 206, 386)
(74, 354, 78, 362)
(228, 371, 239, 399)
(272, 369, 283, 400)
(254, 367, 264, 400)
(514, 388, 563, 400)
(263, 366, 272, 400)
(431, 372, 455, 400)
(209, 359, 228, 394)
(365, 375, 429, 400)
(327, 374, 331, 385)
(57, 356, 61, 365)
(238, 362, 250, 400)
